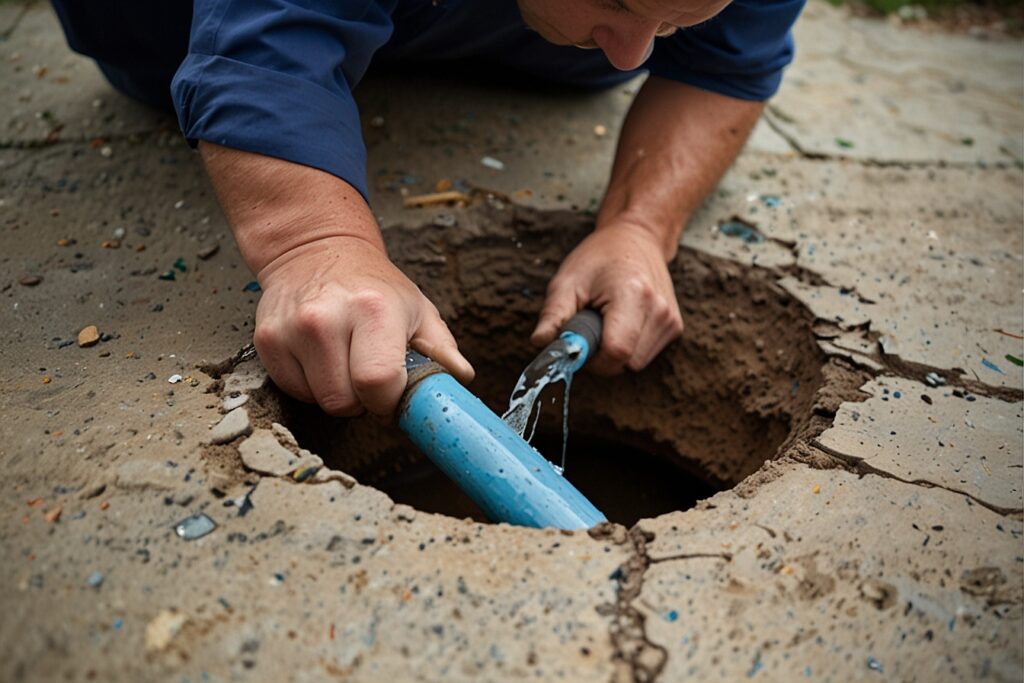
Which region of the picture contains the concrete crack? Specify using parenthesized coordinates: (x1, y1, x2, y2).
(762, 105, 1013, 169)
(0, 1, 31, 42)
(811, 438, 1024, 516)
(590, 523, 668, 683)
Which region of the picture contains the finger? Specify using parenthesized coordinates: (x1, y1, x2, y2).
(626, 303, 684, 371)
(290, 302, 362, 417)
(412, 312, 475, 385)
(531, 279, 581, 347)
(254, 325, 315, 403)
(589, 284, 646, 376)
(348, 294, 412, 417)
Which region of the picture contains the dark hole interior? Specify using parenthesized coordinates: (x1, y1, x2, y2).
(273, 205, 826, 527)
(367, 429, 717, 528)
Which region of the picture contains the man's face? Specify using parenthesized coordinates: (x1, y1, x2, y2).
(517, 0, 733, 71)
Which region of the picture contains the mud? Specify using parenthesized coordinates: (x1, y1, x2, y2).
(254, 202, 862, 523)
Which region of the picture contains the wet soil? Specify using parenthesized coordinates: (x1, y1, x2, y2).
(272, 202, 832, 523)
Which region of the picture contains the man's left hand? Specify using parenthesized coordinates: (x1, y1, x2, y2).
(531, 222, 684, 375)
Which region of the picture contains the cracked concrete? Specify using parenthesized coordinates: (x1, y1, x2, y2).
(1, 2, 1021, 681)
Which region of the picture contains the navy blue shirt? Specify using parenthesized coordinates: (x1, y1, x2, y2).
(171, 0, 804, 201)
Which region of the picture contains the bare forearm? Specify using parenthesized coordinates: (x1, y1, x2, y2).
(598, 77, 764, 259)
(199, 142, 383, 274)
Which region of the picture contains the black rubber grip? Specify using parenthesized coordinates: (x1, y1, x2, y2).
(561, 309, 602, 353)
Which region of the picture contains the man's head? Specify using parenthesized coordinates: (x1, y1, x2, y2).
(517, 0, 732, 71)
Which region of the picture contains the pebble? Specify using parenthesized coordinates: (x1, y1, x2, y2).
(77, 325, 101, 347)
(145, 609, 188, 652)
(593, 124, 607, 137)
(99, 146, 112, 158)
(238, 429, 321, 477)
(174, 513, 217, 540)
(197, 244, 219, 260)
(86, 570, 105, 589)
(480, 156, 505, 171)
(19, 275, 42, 286)
(210, 407, 252, 444)
(112, 227, 126, 240)
(222, 393, 249, 412)
(167, 374, 182, 384)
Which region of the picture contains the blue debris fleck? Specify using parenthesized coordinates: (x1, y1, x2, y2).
(158, 271, 176, 281)
(664, 609, 679, 622)
(747, 654, 764, 678)
(804, 666, 812, 677)
(113, 618, 124, 631)
(174, 513, 217, 540)
(981, 358, 1006, 375)
(719, 221, 765, 245)
(243, 281, 262, 293)
(893, 391, 902, 399)
(761, 195, 781, 208)
(866, 657, 883, 673)
(86, 570, 105, 589)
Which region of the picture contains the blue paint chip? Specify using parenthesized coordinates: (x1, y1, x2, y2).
(243, 281, 262, 293)
(981, 358, 1006, 375)
(664, 609, 679, 622)
(719, 221, 765, 245)
(866, 657, 883, 673)
(113, 618, 124, 631)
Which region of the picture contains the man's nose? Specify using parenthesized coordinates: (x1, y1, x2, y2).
(591, 22, 659, 71)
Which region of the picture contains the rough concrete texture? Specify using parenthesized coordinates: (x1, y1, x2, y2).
(1, 2, 1022, 682)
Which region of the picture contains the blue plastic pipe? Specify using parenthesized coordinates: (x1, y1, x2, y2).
(398, 311, 606, 530)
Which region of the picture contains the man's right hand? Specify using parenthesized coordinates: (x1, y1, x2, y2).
(254, 234, 473, 416)
(199, 143, 473, 417)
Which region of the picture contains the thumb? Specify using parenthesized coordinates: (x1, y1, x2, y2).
(411, 312, 475, 384)
(531, 283, 580, 347)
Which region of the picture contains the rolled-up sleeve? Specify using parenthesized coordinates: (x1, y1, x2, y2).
(171, 0, 397, 200)
(646, 0, 805, 101)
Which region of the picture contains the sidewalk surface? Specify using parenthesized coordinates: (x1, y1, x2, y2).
(1, 2, 1021, 681)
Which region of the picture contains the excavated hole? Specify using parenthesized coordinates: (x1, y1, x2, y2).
(272, 204, 828, 527)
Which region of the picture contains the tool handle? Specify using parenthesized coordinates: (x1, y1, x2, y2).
(560, 309, 602, 352)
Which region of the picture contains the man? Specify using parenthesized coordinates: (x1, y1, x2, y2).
(54, 0, 804, 417)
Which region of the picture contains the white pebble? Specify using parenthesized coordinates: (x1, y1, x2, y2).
(480, 156, 505, 171)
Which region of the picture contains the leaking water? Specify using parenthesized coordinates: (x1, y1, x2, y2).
(502, 336, 585, 474)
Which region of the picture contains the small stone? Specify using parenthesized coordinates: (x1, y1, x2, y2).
(311, 467, 357, 489)
(45, 506, 62, 523)
(86, 570, 105, 589)
(238, 429, 321, 477)
(168, 374, 182, 384)
(100, 239, 121, 249)
(593, 124, 607, 137)
(77, 325, 100, 348)
(210, 407, 252, 444)
(369, 115, 385, 128)
(174, 513, 217, 540)
(480, 156, 505, 171)
(99, 145, 113, 158)
(197, 244, 219, 260)
(112, 227, 126, 240)
(434, 178, 453, 193)
(145, 609, 188, 652)
(812, 484, 821, 494)
(222, 393, 249, 412)
(19, 275, 42, 287)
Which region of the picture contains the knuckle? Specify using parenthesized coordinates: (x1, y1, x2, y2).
(294, 302, 331, 336)
(318, 392, 360, 417)
(350, 290, 389, 319)
(601, 337, 632, 362)
(253, 323, 283, 351)
(352, 361, 404, 393)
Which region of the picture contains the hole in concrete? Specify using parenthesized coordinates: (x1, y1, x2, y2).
(273, 205, 828, 526)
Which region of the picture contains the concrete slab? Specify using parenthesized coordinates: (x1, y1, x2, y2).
(815, 376, 1023, 512)
(768, 1, 1024, 164)
(639, 466, 1023, 682)
(681, 155, 1024, 392)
